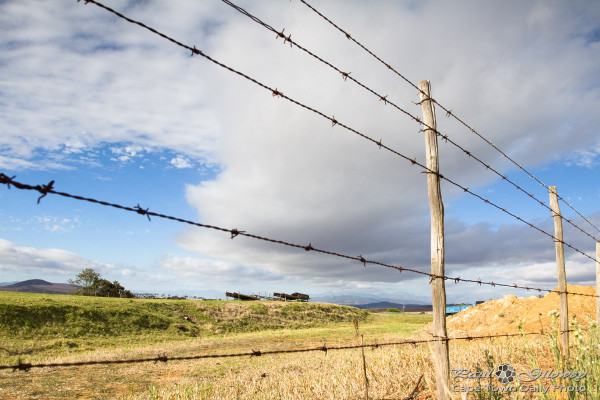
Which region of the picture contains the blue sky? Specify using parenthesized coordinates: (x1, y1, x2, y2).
(1, 0, 599, 303)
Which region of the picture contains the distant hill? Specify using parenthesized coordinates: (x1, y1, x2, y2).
(312, 293, 429, 306)
(0, 279, 76, 295)
(8, 279, 52, 287)
(352, 302, 432, 311)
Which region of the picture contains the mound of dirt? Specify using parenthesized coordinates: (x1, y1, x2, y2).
(435, 285, 596, 337)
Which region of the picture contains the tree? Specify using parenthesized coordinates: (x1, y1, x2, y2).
(69, 268, 134, 298)
(68, 268, 101, 295)
(91, 279, 134, 298)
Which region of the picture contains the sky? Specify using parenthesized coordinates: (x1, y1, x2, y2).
(1, 0, 599, 303)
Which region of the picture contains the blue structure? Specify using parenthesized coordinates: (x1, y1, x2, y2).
(446, 302, 478, 315)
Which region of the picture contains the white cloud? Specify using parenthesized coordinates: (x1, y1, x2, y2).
(175, 0, 600, 285)
(0, 155, 72, 171)
(564, 149, 599, 168)
(0, 238, 112, 276)
(0, 0, 223, 165)
(159, 255, 284, 284)
(34, 216, 81, 233)
(170, 155, 192, 169)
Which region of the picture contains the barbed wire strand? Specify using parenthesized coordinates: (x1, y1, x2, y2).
(1, 173, 598, 301)
(297, 0, 600, 238)
(220, 0, 600, 246)
(0, 329, 581, 372)
(75, 0, 599, 266)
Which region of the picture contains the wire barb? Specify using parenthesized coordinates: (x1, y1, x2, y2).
(276, 28, 292, 46)
(230, 228, 245, 239)
(14, 359, 32, 372)
(35, 180, 55, 204)
(358, 255, 367, 267)
(156, 354, 168, 363)
(134, 204, 151, 221)
(251, 349, 262, 357)
(0, 173, 16, 189)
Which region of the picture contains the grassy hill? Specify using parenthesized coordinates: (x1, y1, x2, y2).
(0, 279, 75, 294)
(0, 291, 369, 356)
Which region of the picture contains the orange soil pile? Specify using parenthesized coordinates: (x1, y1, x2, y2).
(443, 285, 597, 337)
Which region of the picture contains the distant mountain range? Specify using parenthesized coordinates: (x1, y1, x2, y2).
(351, 301, 432, 311)
(0, 279, 75, 294)
(311, 293, 430, 307)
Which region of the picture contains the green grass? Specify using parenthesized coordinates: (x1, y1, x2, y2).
(0, 292, 432, 399)
(0, 292, 371, 360)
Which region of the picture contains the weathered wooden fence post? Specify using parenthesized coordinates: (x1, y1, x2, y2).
(419, 80, 450, 399)
(548, 186, 569, 359)
(596, 242, 600, 324)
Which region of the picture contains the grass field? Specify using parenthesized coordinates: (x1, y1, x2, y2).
(0, 291, 430, 399)
(1, 292, 598, 399)
(0, 291, 370, 361)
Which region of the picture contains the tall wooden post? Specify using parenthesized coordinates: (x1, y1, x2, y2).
(549, 186, 569, 359)
(419, 80, 450, 399)
(596, 242, 600, 324)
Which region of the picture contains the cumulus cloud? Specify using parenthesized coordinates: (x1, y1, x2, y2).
(170, 155, 192, 169)
(159, 255, 284, 283)
(0, 238, 113, 276)
(0, 0, 223, 165)
(172, 0, 600, 288)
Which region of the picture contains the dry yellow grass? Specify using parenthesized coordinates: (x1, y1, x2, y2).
(1, 320, 580, 400)
(2, 296, 598, 399)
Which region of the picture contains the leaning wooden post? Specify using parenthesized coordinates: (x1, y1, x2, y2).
(596, 242, 600, 324)
(549, 186, 569, 359)
(419, 80, 450, 399)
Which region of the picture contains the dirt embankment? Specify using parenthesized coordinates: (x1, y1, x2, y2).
(434, 285, 596, 337)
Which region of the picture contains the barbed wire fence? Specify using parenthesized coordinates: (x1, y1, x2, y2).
(0, 0, 599, 398)
(70, 0, 599, 267)
(0, 174, 597, 300)
(221, 0, 600, 246)
(298, 0, 600, 239)
(0, 329, 584, 373)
